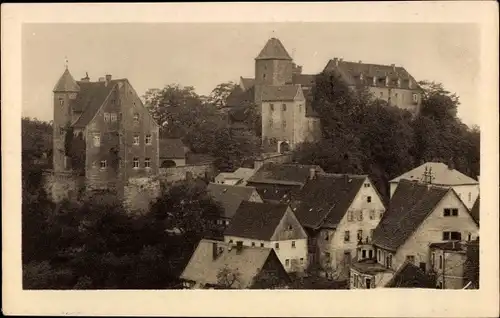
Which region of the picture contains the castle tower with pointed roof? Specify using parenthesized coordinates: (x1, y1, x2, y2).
(254, 38, 294, 106)
(53, 67, 81, 172)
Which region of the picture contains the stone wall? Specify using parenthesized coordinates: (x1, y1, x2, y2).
(159, 164, 216, 185)
(254, 152, 293, 170)
(123, 176, 161, 214)
(42, 170, 85, 203)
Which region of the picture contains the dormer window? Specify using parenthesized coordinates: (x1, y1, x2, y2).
(133, 113, 139, 122)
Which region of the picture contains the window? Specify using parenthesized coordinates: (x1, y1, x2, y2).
(365, 278, 372, 289)
(443, 208, 451, 216)
(344, 231, 350, 242)
(369, 209, 375, 220)
(378, 250, 381, 262)
(110, 113, 117, 122)
(431, 252, 435, 267)
(144, 157, 151, 168)
(260, 243, 264, 247)
(59, 98, 64, 106)
(282, 104, 287, 111)
(451, 208, 458, 216)
(357, 230, 363, 242)
(468, 192, 471, 202)
(468, 233, 472, 241)
(367, 196, 372, 203)
(133, 135, 140, 145)
(270, 103, 274, 111)
(406, 255, 415, 264)
(368, 250, 373, 259)
(282, 120, 286, 130)
(251, 242, 255, 247)
(298, 104, 302, 112)
(275, 242, 279, 249)
(387, 254, 393, 268)
(132, 157, 139, 168)
(229, 240, 233, 244)
(59, 127, 64, 135)
(439, 255, 443, 269)
(285, 259, 290, 267)
(364, 183, 370, 188)
(354, 274, 359, 288)
(300, 258, 304, 264)
(443, 231, 461, 241)
(145, 134, 152, 145)
(347, 210, 354, 221)
(100, 160, 107, 169)
(263, 74, 266, 80)
(104, 113, 110, 122)
(412, 93, 418, 102)
(325, 252, 331, 261)
(324, 232, 329, 241)
(93, 133, 101, 147)
(419, 262, 426, 272)
(357, 210, 363, 221)
(291, 241, 296, 248)
(362, 250, 366, 259)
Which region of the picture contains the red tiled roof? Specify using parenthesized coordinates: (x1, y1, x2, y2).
(261, 85, 303, 102)
(71, 79, 126, 128)
(53, 68, 80, 93)
(256, 38, 292, 60)
(159, 138, 186, 159)
(323, 59, 421, 90)
(248, 163, 324, 185)
(470, 196, 480, 223)
(294, 173, 367, 229)
(206, 183, 259, 219)
(224, 201, 288, 240)
(385, 261, 435, 288)
(372, 180, 450, 251)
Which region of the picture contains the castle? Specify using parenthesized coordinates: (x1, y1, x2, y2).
(49, 67, 161, 202)
(226, 37, 423, 153)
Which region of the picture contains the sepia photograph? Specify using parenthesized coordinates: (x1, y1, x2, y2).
(3, 2, 499, 317)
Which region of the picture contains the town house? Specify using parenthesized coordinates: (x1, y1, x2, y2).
(206, 183, 263, 227)
(292, 172, 385, 278)
(246, 162, 324, 203)
(389, 161, 479, 210)
(350, 179, 479, 289)
(180, 239, 291, 289)
(223, 201, 308, 272)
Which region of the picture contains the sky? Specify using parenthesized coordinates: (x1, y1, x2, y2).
(22, 23, 480, 126)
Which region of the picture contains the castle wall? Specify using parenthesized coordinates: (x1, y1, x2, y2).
(42, 170, 85, 203)
(123, 176, 161, 215)
(158, 164, 216, 185)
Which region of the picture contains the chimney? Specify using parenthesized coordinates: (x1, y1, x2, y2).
(391, 64, 396, 72)
(212, 242, 218, 260)
(236, 241, 243, 254)
(80, 72, 90, 82)
(333, 58, 339, 67)
(358, 60, 362, 64)
(309, 168, 316, 180)
(105, 74, 112, 86)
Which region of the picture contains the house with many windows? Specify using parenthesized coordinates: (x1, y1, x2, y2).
(51, 68, 160, 199)
(350, 179, 479, 289)
(223, 201, 308, 272)
(291, 171, 385, 278)
(389, 162, 479, 210)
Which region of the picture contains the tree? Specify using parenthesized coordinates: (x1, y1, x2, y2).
(207, 82, 237, 109)
(216, 265, 242, 288)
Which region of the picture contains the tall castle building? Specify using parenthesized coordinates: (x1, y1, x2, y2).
(50, 67, 160, 200)
(226, 38, 423, 154)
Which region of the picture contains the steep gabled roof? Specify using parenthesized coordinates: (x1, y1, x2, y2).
(159, 138, 186, 159)
(385, 261, 435, 288)
(240, 77, 255, 91)
(206, 183, 259, 219)
(53, 68, 80, 92)
(470, 196, 480, 223)
(71, 80, 127, 128)
(293, 173, 367, 229)
(256, 38, 292, 60)
(261, 85, 303, 102)
(225, 86, 255, 108)
(390, 162, 478, 186)
(180, 239, 277, 288)
(323, 59, 420, 90)
(224, 201, 288, 240)
(372, 180, 450, 251)
(248, 163, 324, 186)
